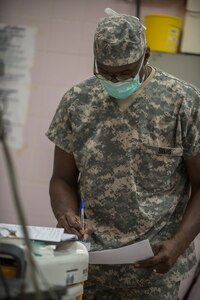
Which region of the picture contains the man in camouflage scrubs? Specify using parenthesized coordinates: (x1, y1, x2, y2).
(46, 9, 200, 300)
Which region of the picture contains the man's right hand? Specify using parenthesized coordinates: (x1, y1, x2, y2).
(57, 209, 93, 240)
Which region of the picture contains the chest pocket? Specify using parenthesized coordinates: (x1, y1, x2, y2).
(135, 144, 183, 193)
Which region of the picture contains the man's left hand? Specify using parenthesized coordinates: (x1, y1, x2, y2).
(134, 239, 183, 274)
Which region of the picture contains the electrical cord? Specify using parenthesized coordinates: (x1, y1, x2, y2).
(0, 107, 43, 300)
(0, 262, 12, 300)
(0, 107, 59, 300)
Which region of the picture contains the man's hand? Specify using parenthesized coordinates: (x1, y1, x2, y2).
(134, 239, 183, 274)
(57, 209, 93, 240)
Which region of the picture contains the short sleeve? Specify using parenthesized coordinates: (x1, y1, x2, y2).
(46, 93, 74, 153)
(181, 87, 200, 160)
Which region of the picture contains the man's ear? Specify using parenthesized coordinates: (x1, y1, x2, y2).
(144, 46, 150, 65)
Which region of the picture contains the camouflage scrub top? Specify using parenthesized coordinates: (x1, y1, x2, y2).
(46, 67, 200, 282)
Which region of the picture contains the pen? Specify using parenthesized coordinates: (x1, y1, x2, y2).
(80, 198, 85, 230)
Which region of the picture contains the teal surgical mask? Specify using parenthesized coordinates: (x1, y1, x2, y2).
(100, 74, 141, 99)
(100, 54, 145, 99)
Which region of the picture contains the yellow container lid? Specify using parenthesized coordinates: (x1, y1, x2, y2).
(145, 14, 182, 28)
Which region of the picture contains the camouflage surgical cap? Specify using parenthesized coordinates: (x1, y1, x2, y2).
(94, 14, 146, 66)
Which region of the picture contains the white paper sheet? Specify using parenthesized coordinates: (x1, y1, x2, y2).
(0, 223, 77, 243)
(61, 233, 78, 241)
(89, 239, 154, 264)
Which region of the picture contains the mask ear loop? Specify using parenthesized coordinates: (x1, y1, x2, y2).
(137, 52, 146, 83)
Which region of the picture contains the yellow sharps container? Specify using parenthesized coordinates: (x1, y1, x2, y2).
(145, 14, 182, 53)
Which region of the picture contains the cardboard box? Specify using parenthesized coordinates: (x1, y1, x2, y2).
(180, 12, 200, 54)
